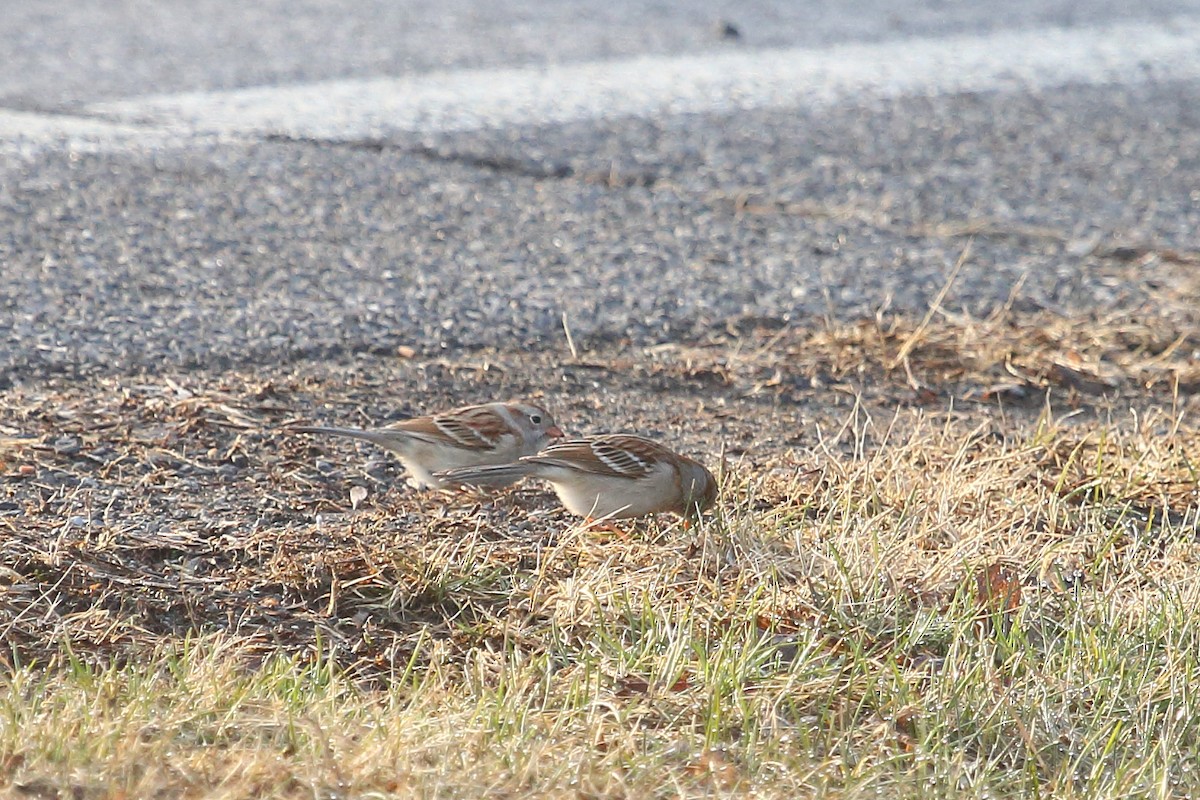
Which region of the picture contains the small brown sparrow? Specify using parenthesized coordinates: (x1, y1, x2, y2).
(436, 433, 717, 521)
(292, 401, 564, 488)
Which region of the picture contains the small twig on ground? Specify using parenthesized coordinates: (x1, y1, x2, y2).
(561, 311, 580, 361)
(889, 238, 973, 372)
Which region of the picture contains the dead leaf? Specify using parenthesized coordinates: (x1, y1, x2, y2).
(615, 675, 650, 697)
(685, 748, 740, 790)
(668, 672, 692, 692)
(975, 563, 1022, 617)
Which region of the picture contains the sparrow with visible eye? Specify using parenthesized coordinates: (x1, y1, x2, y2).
(291, 401, 564, 488)
(436, 433, 717, 522)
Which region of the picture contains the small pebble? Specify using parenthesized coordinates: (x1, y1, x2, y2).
(715, 20, 741, 39)
(53, 436, 82, 456)
(364, 458, 392, 479)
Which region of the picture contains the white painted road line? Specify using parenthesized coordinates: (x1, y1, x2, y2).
(8, 17, 1200, 153)
(90, 17, 1200, 138)
(0, 110, 173, 155)
(0, 109, 219, 158)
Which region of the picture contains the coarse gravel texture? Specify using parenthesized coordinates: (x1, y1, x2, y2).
(2, 79, 1198, 384)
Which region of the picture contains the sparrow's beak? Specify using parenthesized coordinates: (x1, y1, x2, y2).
(546, 425, 566, 440)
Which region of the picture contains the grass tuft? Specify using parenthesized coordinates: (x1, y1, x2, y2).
(3, 306, 1200, 797)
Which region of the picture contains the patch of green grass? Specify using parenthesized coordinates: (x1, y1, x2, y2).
(5, 366, 1200, 797)
(6, 458, 1200, 799)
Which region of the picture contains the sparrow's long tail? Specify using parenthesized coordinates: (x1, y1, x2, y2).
(290, 425, 405, 450)
(435, 462, 537, 488)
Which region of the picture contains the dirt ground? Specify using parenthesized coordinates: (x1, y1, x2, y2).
(4, 293, 1198, 680)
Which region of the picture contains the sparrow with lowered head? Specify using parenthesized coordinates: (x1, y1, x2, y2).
(292, 401, 563, 488)
(436, 433, 717, 522)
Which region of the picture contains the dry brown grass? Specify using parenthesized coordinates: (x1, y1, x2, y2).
(2, 301, 1200, 798)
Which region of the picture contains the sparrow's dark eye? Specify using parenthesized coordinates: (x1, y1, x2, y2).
(530, 414, 543, 424)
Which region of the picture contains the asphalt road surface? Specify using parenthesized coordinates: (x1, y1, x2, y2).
(2, 2, 1199, 383)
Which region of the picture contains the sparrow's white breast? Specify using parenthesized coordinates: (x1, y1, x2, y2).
(539, 461, 678, 519)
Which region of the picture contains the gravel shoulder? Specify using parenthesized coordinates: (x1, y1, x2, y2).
(3, 80, 1199, 384)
